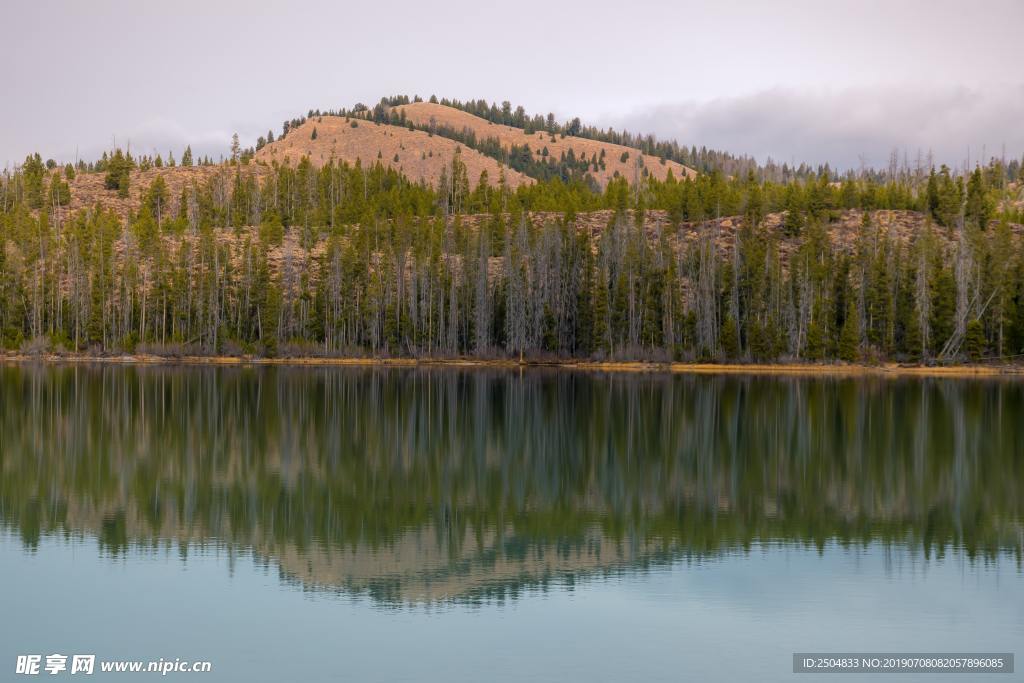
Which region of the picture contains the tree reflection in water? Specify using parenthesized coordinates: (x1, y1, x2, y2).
(1, 365, 1020, 604)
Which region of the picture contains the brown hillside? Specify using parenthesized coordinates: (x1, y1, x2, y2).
(394, 102, 697, 187)
(254, 116, 531, 189)
(61, 164, 269, 221)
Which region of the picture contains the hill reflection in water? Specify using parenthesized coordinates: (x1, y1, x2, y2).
(1, 365, 1020, 604)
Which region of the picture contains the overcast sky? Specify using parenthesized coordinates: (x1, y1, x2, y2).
(3, 0, 1021, 171)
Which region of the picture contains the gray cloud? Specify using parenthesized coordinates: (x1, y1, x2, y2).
(609, 85, 1024, 172)
(3, 1, 1022, 172)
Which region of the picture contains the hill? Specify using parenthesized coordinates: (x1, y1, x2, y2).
(393, 101, 697, 187)
(254, 115, 532, 189)
(46, 100, 702, 221)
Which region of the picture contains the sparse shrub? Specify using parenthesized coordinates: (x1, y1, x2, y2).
(20, 336, 51, 356)
(220, 338, 248, 357)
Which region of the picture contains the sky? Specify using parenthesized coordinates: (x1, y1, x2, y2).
(2, 0, 1022, 171)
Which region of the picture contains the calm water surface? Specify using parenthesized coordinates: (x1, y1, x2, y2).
(1, 365, 1021, 681)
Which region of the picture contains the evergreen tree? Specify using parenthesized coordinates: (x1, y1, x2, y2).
(103, 149, 133, 196)
(935, 165, 962, 227)
(903, 306, 923, 361)
(805, 318, 825, 361)
(964, 319, 986, 361)
(839, 303, 861, 362)
(591, 266, 610, 355)
(719, 316, 739, 359)
(965, 167, 992, 229)
(930, 267, 956, 355)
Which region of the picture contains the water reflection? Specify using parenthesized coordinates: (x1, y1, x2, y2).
(1, 365, 1021, 604)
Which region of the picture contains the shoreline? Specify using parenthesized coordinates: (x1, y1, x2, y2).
(2, 353, 1023, 378)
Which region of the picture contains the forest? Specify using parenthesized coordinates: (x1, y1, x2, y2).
(2, 111, 1024, 364)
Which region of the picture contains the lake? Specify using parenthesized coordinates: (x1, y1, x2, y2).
(1, 365, 1021, 681)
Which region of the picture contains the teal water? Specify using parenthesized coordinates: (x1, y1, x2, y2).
(1, 365, 1021, 681)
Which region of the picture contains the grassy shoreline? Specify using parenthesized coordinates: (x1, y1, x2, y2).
(2, 353, 1023, 378)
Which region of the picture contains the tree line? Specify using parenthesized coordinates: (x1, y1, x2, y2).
(1, 146, 1023, 363)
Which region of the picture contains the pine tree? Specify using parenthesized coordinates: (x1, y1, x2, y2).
(930, 267, 956, 355)
(964, 319, 986, 361)
(591, 267, 610, 356)
(867, 244, 892, 352)
(576, 244, 595, 354)
(903, 307, 923, 361)
(103, 149, 133, 196)
(805, 317, 825, 361)
(965, 167, 992, 229)
(610, 269, 629, 353)
(719, 316, 739, 360)
(935, 165, 962, 228)
(747, 319, 771, 361)
(839, 303, 861, 362)
(181, 146, 193, 167)
(926, 168, 940, 220)
(782, 183, 804, 236)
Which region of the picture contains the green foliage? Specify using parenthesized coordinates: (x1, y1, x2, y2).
(259, 212, 285, 246)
